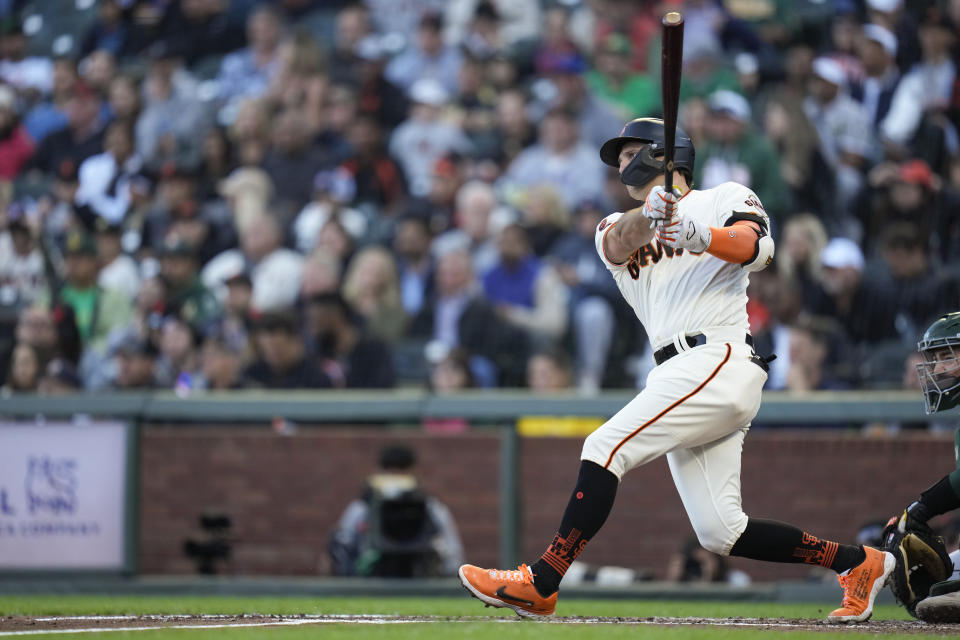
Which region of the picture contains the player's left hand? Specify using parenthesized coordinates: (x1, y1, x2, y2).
(656, 211, 712, 253)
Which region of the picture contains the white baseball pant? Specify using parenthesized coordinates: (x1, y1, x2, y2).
(580, 329, 767, 556)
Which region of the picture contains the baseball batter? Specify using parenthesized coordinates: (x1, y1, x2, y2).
(460, 118, 894, 623)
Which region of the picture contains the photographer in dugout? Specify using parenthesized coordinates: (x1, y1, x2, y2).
(883, 311, 960, 622)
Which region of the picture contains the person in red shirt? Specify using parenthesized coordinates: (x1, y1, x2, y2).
(0, 85, 34, 180)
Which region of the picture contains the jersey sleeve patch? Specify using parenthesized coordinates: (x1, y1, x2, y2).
(595, 212, 627, 270)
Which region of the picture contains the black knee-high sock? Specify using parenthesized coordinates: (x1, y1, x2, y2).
(729, 518, 866, 573)
(529, 461, 619, 596)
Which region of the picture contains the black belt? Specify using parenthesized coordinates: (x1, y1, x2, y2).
(654, 333, 754, 365)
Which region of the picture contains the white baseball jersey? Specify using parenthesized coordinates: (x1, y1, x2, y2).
(594, 181, 770, 350)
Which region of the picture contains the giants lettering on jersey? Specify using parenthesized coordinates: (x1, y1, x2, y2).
(625, 241, 684, 279)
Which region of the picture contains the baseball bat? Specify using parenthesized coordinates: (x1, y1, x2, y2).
(661, 11, 684, 195)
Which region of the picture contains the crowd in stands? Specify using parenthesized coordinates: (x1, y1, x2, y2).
(0, 0, 958, 398)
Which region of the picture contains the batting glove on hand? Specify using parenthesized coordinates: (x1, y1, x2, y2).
(641, 185, 681, 229)
(656, 211, 712, 253)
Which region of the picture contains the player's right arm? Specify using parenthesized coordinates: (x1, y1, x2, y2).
(603, 207, 657, 265)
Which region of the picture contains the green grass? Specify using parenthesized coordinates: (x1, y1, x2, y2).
(0, 596, 931, 639)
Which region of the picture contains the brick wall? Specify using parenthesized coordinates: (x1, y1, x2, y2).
(140, 426, 954, 581)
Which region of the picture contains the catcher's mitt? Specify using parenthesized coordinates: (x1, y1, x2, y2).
(882, 509, 954, 617)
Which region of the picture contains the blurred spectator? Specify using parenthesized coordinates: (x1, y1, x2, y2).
(228, 98, 271, 168)
(197, 127, 234, 201)
(389, 78, 471, 198)
(0, 207, 46, 305)
(548, 198, 621, 393)
(871, 222, 960, 339)
(106, 74, 141, 126)
(305, 291, 395, 389)
(410, 248, 528, 387)
(384, 10, 463, 94)
(853, 158, 943, 257)
(94, 219, 138, 301)
(155, 314, 202, 389)
(328, 442, 464, 577)
(12, 306, 58, 367)
(482, 223, 568, 344)
(2, 342, 41, 393)
(696, 90, 788, 225)
(432, 179, 505, 276)
(112, 336, 158, 389)
(402, 154, 467, 240)
(491, 88, 535, 167)
(74, 119, 147, 225)
(23, 57, 76, 144)
(678, 39, 739, 105)
(452, 54, 498, 160)
(158, 237, 221, 333)
(57, 230, 132, 349)
(265, 30, 327, 131)
(880, 6, 956, 171)
(0, 84, 34, 181)
(30, 82, 103, 176)
(204, 214, 303, 312)
(350, 38, 409, 132)
(803, 57, 872, 221)
(516, 183, 568, 257)
(0, 21, 53, 96)
(810, 237, 899, 346)
(498, 106, 605, 210)
(526, 347, 572, 392)
(342, 114, 407, 213)
(315, 216, 355, 273)
(244, 309, 331, 389)
(136, 42, 208, 172)
(216, 5, 285, 118)
(329, 4, 373, 87)
(293, 168, 364, 254)
(536, 49, 621, 150)
(784, 315, 850, 392)
(264, 109, 341, 222)
(299, 251, 342, 301)
(777, 213, 828, 310)
(342, 246, 407, 343)
(79, 0, 132, 59)
(81, 49, 117, 98)
(428, 346, 474, 393)
(38, 357, 81, 395)
(200, 331, 248, 390)
(392, 214, 434, 317)
(851, 24, 901, 133)
(865, 0, 921, 73)
(217, 166, 273, 233)
(586, 33, 658, 122)
(152, 0, 245, 66)
(444, 0, 541, 53)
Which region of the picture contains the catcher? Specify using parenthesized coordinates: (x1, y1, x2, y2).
(883, 311, 960, 622)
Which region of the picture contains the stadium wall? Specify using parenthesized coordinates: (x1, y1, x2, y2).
(139, 426, 953, 582)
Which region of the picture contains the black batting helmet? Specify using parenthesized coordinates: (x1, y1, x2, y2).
(599, 118, 695, 187)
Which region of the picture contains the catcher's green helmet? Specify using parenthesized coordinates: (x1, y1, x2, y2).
(916, 311, 960, 413)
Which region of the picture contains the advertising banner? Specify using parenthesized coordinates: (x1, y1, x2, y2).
(0, 421, 132, 570)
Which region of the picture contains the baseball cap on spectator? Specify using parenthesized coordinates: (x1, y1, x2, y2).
(409, 77, 449, 106)
(820, 237, 864, 271)
(313, 167, 356, 203)
(898, 159, 934, 189)
(708, 89, 751, 123)
(64, 230, 97, 256)
(862, 24, 897, 58)
(538, 51, 588, 75)
(866, 0, 901, 12)
(812, 57, 846, 86)
(159, 236, 195, 258)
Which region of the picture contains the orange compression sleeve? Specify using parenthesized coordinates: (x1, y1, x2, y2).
(706, 221, 761, 264)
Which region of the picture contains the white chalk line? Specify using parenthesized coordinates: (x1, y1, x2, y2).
(0, 614, 877, 636)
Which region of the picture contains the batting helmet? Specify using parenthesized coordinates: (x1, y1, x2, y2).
(599, 118, 695, 187)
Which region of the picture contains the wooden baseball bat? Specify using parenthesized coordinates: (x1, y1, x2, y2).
(661, 11, 684, 195)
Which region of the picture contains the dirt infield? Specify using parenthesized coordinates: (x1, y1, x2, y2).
(1, 614, 958, 635)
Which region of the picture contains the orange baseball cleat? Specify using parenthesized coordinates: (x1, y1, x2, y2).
(826, 546, 896, 623)
(458, 563, 557, 618)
